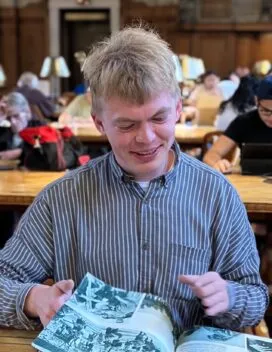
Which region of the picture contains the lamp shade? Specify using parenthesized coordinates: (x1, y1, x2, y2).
(40, 56, 70, 78)
(172, 54, 183, 83)
(179, 55, 205, 80)
(0, 64, 6, 87)
(253, 60, 271, 75)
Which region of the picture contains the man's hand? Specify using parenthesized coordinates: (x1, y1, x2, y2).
(213, 159, 232, 174)
(24, 279, 74, 326)
(179, 272, 229, 316)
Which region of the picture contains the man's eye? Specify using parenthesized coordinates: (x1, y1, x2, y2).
(118, 124, 134, 131)
(152, 116, 167, 123)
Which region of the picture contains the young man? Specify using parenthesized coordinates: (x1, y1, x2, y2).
(204, 76, 272, 173)
(0, 27, 268, 332)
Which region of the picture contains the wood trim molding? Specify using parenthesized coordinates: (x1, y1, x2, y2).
(180, 23, 272, 32)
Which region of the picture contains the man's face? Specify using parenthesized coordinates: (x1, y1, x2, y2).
(203, 74, 219, 90)
(6, 106, 29, 133)
(93, 91, 182, 181)
(257, 99, 272, 128)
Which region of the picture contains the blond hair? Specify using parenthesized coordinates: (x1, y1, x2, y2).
(83, 26, 180, 114)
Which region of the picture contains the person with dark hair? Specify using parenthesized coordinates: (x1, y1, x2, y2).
(214, 76, 259, 131)
(204, 76, 272, 173)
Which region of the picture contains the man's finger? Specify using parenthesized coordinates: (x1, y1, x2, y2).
(190, 272, 222, 288)
(54, 279, 74, 294)
(179, 275, 200, 285)
(205, 301, 228, 316)
(201, 291, 226, 308)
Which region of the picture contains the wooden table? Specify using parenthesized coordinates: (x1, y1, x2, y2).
(227, 174, 272, 220)
(0, 328, 38, 351)
(64, 123, 216, 145)
(174, 124, 216, 145)
(0, 171, 64, 207)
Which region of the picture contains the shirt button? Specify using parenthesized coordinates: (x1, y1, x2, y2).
(142, 242, 149, 250)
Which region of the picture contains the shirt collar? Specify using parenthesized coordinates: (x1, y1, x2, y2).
(109, 140, 182, 186)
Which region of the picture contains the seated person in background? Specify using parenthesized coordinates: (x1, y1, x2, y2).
(0, 27, 268, 332)
(16, 72, 55, 119)
(229, 72, 240, 86)
(204, 76, 272, 173)
(187, 71, 224, 125)
(214, 75, 259, 131)
(235, 66, 250, 78)
(0, 92, 32, 161)
(58, 89, 93, 125)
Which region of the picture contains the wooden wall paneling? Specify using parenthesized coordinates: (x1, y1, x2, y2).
(235, 33, 258, 69)
(19, 2, 48, 77)
(168, 32, 191, 55)
(256, 33, 272, 61)
(0, 8, 18, 91)
(121, 0, 179, 39)
(191, 32, 236, 78)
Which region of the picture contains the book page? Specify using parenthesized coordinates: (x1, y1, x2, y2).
(176, 326, 272, 352)
(32, 273, 176, 352)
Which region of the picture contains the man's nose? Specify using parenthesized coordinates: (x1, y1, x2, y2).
(135, 125, 155, 143)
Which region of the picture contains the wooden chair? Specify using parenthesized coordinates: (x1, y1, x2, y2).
(30, 104, 47, 124)
(243, 319, 270, 337)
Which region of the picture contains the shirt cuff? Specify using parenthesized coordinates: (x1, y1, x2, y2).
(227, 281, 237, 311)
(16, 283, 42, 330)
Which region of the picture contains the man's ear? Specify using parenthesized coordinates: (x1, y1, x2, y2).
(175, 98, 182, 123)
(92, 115, 105, 134)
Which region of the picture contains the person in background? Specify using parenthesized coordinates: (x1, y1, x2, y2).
(235, 66, 250, 78)
(229, 72, 240, 86)
(16, 72, 55, 119)
(187, 71, 224, 125)
(214, 75, 259, 131)
(0, 27, 268, 332)
(58, 88, 93, 125)
(0, 92, 32, 161)
(188, 70, 223, 104)
(204, 76, 272, 173)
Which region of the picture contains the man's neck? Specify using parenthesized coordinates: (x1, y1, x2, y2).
(134, 148, 176, 182)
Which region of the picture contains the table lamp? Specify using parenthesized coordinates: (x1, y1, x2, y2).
(40, 56, 70, 100)
(0, 64, 7, 87)
(253, 60, 271, 76)
(172, 54, 183, 83)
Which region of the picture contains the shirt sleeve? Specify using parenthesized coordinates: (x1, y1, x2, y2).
(0, 194, 54, 329)
(224, 115, 245, 144)
(210, 185, 269, 329)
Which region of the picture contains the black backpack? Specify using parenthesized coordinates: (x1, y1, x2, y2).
(19, 125, 90, 171)
(0, 125, 13, 151)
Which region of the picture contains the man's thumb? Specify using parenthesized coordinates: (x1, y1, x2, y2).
(55, 279, 74, 294)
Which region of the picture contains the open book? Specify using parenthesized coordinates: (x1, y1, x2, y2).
(32, 273, 272, 352)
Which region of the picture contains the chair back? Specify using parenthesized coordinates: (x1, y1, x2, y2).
(30, 104, 47, 123)
(196, 92, 222, 126)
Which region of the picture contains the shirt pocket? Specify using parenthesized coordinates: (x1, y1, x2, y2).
(157, 243, 211, 301)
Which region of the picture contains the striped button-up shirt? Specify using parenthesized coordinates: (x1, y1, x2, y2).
(0, 143, 268, 330)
